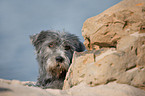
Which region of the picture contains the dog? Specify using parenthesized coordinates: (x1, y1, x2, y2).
(30, 30, 85, 89)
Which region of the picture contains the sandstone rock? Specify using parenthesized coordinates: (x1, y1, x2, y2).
(1, 79, 145, 96)
(0, 79, 54, 96)
(63, 32, 145, 90)
(67, 82, 145, 96)
(63, 0, 145, 91)
(63, 49, 107, 89)
(82, 0, 145, 50)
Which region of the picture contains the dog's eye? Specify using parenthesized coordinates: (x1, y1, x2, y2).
(65, 46, 71, 50)
(48, 44, 54, 48)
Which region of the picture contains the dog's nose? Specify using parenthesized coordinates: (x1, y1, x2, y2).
(55, 56, 64, 63)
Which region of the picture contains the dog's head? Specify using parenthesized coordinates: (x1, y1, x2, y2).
(30, 30, 85, 78)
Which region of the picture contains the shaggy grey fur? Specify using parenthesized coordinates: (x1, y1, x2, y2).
(30, 30, 85, 89)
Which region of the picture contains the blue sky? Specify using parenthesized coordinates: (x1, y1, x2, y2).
(0, 0, 121, 81)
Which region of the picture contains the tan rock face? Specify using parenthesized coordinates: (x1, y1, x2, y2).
(1, 79, 145, 96)
(63, 0, 145, 91)
(82, 0, 145, 50)
(63, 33, 145, 90)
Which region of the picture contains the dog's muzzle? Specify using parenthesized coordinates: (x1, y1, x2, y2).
(55, 56, 64, 63)
(46, 55, 69, 79)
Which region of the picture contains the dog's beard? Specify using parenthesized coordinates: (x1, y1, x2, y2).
(46, 56, 70, 79)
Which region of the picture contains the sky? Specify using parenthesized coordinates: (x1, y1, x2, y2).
(0, 0, 121, 81)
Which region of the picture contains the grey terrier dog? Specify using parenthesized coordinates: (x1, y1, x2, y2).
(30, 30, 85, 89)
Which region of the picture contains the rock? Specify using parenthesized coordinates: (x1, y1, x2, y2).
(63, 32, 145, 90)
(82, 0, 145, 50)
(63, 0, 145, 92)
(67, 82, 145, 96)
(1, 79, 145, 96)
(63, 49, 107, 89)
(0, 79, 52, 96)
(0, 79, 63, 96)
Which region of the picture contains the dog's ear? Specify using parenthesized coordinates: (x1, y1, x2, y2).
(75, 41, 86, 52)
(66, 33, 86, 52)
(30, 34, 39, 45)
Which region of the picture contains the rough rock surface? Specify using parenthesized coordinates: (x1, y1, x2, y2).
(63, 43, 145, 90)
(82, 0, 145, 50)
(0, 79, 63, 96)
(63, 0, 145, 93)
(1, 79, 145, 96)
